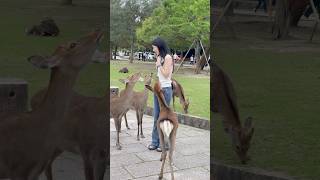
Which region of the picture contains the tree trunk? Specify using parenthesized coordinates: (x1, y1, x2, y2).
(195, 47, 209, 74)
(113, 45, 117, 60)
(61, 0, 73, 5)
(272, 0, 291, 39)
(129, 35, 134, 63)
(194, 40, 201, 73)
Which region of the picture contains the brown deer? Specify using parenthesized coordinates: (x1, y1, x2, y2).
(110, 72, 141, 150)
(31, 90, 108, 180)
(171, 78, 189, 114)
(213, 63, 254, 164)
(145, 81, 178, 180)
(0, 30, 103, 179)
(121, 73, 153, 140)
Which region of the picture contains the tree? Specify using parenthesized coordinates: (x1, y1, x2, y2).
(136, 0, 209, 73)
(272, 0, 291, 39)
(111, 0, 159, 62)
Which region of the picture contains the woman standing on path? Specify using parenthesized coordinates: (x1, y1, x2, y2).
(148, 37, 174, 152)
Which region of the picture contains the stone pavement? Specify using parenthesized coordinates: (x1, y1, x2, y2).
(110, 110, 210, 180)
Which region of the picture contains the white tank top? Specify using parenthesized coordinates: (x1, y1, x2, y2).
(157, 56, 172, 88)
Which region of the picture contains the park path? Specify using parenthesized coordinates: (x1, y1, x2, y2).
(110, 110, 210, 180)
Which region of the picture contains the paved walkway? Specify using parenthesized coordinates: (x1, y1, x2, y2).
(110, 110, 210, 180)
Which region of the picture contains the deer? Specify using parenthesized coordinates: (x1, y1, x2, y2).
(121, 73, 153, 140)
(30, 88, 108, 180)
(213, 63, 254, 164)
(110, 72, 141, 150)
(145, 81, 179, 180)
(171, 78, 189, 114)
(0, 29, 103, 180)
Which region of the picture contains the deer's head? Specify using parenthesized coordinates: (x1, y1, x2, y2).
(230, 117, 254, 164)
(28, 29, 103, 72)
(119, 72, 141, 88)
(144, 73, 153, 86)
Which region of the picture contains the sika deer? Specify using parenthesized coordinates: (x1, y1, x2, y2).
(121, 73, 153, 140)
(171, 78, 189, 114)
(213, 63, 254, 164)
(110, 72, 141, 150)
(145, 81, 178, 180)
(31, 89, 108, 180)
(0, 30, 102, 179)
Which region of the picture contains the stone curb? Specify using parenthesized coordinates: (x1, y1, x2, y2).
(144, 106, 210, 130)
(212, 161, 295, 180)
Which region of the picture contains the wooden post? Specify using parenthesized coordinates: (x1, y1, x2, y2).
(0, 78, 28, 113)
(110, 86, 119, 96)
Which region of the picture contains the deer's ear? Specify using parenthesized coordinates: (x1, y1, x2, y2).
(145, 85, 153, 92)
(28, 55, 61, 69)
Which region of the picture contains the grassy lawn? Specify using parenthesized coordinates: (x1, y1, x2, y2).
(0, 0, 108, 109)
(110, 60, 210, 119)
(213, 44, 320, 180)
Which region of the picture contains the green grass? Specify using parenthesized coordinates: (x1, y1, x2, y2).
(110, 60, 210, 119)
(0, 0, 108, 108)
(213, 46, 320, 180)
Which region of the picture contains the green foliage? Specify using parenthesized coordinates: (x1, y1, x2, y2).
(136, 0, 209, 49)
(111, 0, 159, 49)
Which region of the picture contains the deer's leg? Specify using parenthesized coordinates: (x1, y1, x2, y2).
(136, 110, 140, 141)
(140, 110, 145, 138)
(114, 118, 122, 150)
(159, 151, 167, 180)
(93, 149, 107, 180)
(169, 131, 177, 180)
(81, 151, 94, 180)
(117, 118, 122, 150)
(45, 149, 63, 180)
(44, 163, 53, 180)
(158, 123, 165, 161)
(124, 112, 130, 130)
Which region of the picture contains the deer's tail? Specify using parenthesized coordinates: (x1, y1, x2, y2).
(160, 120, 173, 151)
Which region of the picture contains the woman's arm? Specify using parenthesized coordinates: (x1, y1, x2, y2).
(158, 55, 173, 78)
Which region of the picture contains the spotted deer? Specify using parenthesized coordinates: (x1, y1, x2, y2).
(213, 63, 254, 164)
